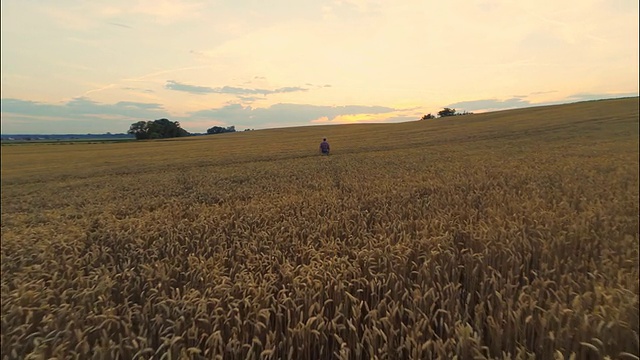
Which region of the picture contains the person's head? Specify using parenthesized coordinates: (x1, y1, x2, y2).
(323, 138, 326, 141)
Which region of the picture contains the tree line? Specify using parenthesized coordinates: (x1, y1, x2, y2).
(207, 126, 236, 134)
(127, 120, 245, 140)
(127, 119, 190, 140)
(421, 108, 474, 120)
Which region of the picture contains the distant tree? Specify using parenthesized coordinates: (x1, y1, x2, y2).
(207, 125, 237, 135)
(438, 108, 457, 117)
(128, 118, 189, 140)
(421, 114, 435, 120)
(128, 121, 148, 139)
(436, 108, 474, 118)
(207, 126, 222, 134)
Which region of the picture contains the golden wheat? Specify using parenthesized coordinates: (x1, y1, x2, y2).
(1, 98, 638, 359)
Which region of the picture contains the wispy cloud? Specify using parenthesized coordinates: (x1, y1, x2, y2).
(530, 90, 558, 96)
(115, 101, 163, 110)
(121, 66, 214, 84)
(83, 84, 119, 96)
(107, 21, 132, 29)
(70, 66, 213, 99)
(123, 87, 155, 93)
(165, 80, 308, 96)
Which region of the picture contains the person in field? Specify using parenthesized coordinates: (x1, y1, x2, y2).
(319, 138, 330, 155)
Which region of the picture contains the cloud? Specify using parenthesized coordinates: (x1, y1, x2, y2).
(164, 80, 308, 96)
(530, 90, 558, 96)
(165, 80, 215, 94)
(445, 92, 639, 112)
(236, 95, 263, 103)
(107, 22, 132, 29)
(1, 97, 169, 133)
(115, 101, 164, 110)
(304, 83, 333, 89)
(273, 86, 307, 93)
(563, 92, 639, 102)
(123, 87, 155, 93)
(189, 103, 398, 128)
(446, 98, 532, 112)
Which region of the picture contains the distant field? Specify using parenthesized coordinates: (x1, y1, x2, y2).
(1, 97, 638, 359)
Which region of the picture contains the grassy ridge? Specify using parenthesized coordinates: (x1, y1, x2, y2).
(1, 97, 638, 359)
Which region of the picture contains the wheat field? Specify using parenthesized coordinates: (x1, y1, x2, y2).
(1, 97, 638, 359)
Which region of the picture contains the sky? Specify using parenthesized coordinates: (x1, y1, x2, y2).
(1, 0, 638, 134)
